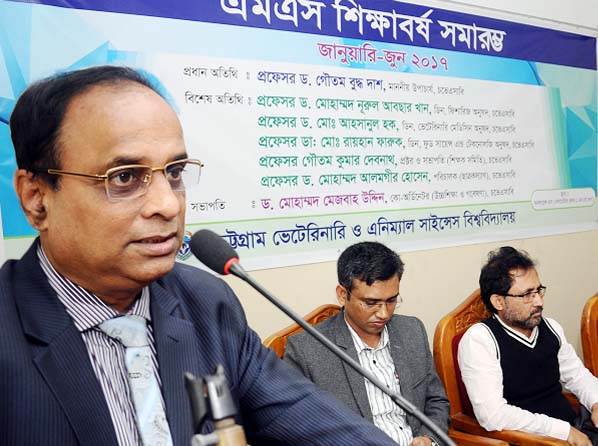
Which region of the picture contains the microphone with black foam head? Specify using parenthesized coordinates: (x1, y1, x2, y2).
(190, 229, 245, 277)
(190, 229, 455, 446)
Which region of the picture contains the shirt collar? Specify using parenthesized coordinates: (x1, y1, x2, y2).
(37, 244, 151, 332)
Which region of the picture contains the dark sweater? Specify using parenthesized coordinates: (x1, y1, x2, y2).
(482, 316, 576, 424)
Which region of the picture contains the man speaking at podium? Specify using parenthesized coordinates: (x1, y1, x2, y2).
(0, 65, 397, 446)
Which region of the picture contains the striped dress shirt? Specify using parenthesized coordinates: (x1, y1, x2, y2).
(345, 318, 414, 445)
(38, 245, 166, 446)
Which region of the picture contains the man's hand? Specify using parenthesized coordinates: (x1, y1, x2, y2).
(567, 426, 591, 446)
(410, 435, 432, 446)
(592, 402, 598, 428)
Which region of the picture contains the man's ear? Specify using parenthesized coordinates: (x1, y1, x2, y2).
(14, 169, 50, 231)
(336, 285, 348, 307)
(490, 293, 505, 312)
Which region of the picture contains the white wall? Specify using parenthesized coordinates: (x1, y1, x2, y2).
(227, 0, 598, 356)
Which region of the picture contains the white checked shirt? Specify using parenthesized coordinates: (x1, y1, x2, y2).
(345, 317, 413, 445)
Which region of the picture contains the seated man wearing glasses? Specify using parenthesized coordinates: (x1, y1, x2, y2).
(285, 242, 449, 446)
(458, 246, 598, 446)
(1, 66, 399, 446)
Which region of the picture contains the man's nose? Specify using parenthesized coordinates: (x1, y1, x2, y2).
(532, 292, 544, 306)
(375, 303, 391, 318)
(141, 172, 181, 219)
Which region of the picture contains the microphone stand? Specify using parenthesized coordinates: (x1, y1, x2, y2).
(185, 365, 247, 446)
(228, 262, 455, 446)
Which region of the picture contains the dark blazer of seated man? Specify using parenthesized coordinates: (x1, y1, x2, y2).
(1, 65, 399, 446)
(285, 242, 449, 446)
(458, 246, 598, 446)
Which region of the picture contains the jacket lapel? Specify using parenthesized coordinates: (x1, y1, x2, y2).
(150, 282, 209, 445)
(15, 243, 117, 446)
(387, 318, 416, 426)
(333, 313, 374, 421)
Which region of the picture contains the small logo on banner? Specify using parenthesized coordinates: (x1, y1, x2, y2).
(177, 231, 193, 261)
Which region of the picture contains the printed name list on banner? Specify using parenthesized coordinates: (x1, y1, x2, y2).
(0, 0, 596, 268)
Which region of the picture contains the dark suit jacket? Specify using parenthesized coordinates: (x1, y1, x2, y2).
(0, 241, 397, 446)
(285, 311, 449, 440)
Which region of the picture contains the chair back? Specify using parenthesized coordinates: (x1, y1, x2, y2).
(433, 289, 491, 417)
(263, 304, 341, 358)
(581, 294, 598, 376)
